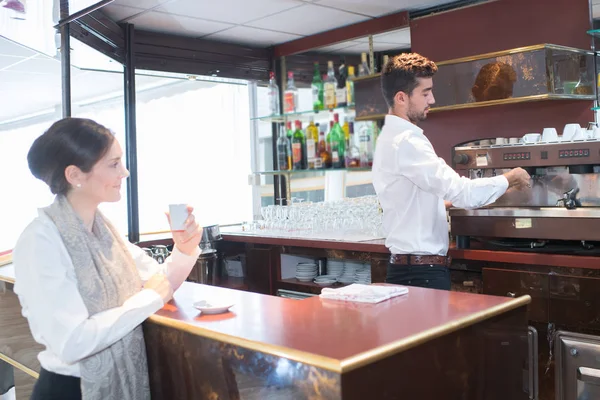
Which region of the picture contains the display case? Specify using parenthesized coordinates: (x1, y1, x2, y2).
(354, 44, 596, 120)
(251, 86, 380, 206)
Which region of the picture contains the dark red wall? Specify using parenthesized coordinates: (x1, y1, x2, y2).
(410, 0, 594, 164)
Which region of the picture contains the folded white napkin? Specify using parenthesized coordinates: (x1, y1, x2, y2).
(320, 284, 408, 304)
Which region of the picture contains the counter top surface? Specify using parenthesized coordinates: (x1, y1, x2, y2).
(0, 264, 15, 283)
(150, 281, 529, 373)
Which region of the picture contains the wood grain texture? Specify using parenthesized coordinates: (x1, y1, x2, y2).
(13, 368, 35, 400)
(0, 283, 42, 373)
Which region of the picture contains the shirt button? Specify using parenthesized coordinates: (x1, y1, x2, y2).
(429, 264, 433, 267)
(426, 280, 429, 283)
(408, 281, 412, 284)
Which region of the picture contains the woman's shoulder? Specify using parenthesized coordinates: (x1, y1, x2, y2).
(14, 211, 62, 254)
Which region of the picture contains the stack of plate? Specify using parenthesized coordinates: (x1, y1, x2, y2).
(338, 262, 358, 284)
(295, 262, 318, 282)
(313, 275, 338, 286)
(354, 266, 372, 284)
(327, 260, 345, 278)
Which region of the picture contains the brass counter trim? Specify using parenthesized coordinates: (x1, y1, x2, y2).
(428, 94, 594, 112)
(149, 294, 530, 374)
(436, 43, 593, 66)
(148, 314, 344, 373)
(355, 93, 594, 120)
(339, 294, 531, 372)
(0, 353, 39, 379)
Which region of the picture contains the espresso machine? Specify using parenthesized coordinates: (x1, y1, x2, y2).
(449, 138, 600, 252)
(188, 224, 222, 284)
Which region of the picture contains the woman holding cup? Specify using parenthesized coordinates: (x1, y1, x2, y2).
(12, 118, 201, 400)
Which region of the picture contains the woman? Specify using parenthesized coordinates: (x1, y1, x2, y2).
(12, 118, 201, 400)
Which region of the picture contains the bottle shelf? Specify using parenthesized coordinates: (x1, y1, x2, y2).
(252, 105, 355, 123)
(254, 167, 371, 176)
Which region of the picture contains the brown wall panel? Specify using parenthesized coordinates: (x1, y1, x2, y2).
(408, 0, 594, 164)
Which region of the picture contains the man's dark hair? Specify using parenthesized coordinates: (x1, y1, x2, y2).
(381, 53, 438, 108)
(27, 118, 115, 195)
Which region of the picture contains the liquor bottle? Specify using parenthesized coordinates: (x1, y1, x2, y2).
(317, 127, 330, 169)
(346, 122, 360, 168)
(286, 121, 293, 141)
(346, 66, 356, 106)
(267, 71, 280, 115)
(284, 71, 299, 113)
(306, 117, 318, 169)
(358, 52, 371, 77)
(382, 55, 390, 70)
(324, 61, 338, 110)
(311, 62, 324, 112)
(276, 125, 291, 171)
(336, 60, 347, 107)
(292, 120, 306, 170)
(329, 113, 345, 168)
(342, 118, 350, 143)
(358, 121, 375, 167)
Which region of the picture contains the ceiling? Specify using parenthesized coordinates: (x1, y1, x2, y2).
(100, 0, 456, 52)
(0, 0, 470, 123)
(0, 35, 183, 124)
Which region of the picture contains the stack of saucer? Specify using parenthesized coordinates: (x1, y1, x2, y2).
(313, 275, 338, 286)
(338, 262, 358, 284)
(295, 263, 317, 282)
(354, 266, 371, 284)
(327, 260, 345, 278)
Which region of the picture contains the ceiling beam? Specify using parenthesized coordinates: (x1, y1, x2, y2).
(55, 0, 116, 28)
(273, 10, 409, 58)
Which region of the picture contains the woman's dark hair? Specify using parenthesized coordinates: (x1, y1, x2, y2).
(381, 53, 438, 108)
(27, 118, 115, 195)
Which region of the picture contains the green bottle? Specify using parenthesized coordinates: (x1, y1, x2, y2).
(311, 62, 324, 112)
(292, 120, 307, 170)
(330, 113, 345, 168)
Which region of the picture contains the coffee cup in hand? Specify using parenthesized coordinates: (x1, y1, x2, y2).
(169, 204, 189, 232)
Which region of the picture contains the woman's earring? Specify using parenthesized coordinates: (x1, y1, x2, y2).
(76, 183, 82, 188)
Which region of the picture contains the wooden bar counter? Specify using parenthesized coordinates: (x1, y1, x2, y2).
(144, 281, 532, 399)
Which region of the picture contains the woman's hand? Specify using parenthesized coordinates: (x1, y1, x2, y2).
(166, 205, 202, 256)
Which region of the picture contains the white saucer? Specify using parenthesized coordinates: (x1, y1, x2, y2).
(193, 300, 234, 314)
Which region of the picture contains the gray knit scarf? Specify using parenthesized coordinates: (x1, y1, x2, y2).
(42, 195, 150, 400)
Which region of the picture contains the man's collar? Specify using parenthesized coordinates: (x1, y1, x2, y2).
(384, 114, 424, 135)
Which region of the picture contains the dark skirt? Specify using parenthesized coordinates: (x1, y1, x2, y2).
(0, 359, 14, 395)
(30, 368, 81, 400)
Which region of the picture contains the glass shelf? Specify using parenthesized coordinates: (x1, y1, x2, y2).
(252, 105, 355, 123)
(255, 167, 371, 176)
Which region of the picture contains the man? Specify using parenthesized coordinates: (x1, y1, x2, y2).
(372, 53, 530, 290)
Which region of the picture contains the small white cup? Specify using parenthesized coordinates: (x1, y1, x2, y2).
(509, 137, 519, 144)
(169, 204, 189, 231)
(522, 133, 541, 143)
(542, 128, 558, 142)
(495, 137, 506, 145)
(572, 127, 586, 141)
(562, 123, 581, 140)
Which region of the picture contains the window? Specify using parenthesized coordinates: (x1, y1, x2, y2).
(134, 72, 253, 234)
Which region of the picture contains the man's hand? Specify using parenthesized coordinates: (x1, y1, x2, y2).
(503, 167, 531, 189)
(444, 200, 453, 209)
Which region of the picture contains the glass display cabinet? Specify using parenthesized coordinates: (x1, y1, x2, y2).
(354, 44, 596, 119)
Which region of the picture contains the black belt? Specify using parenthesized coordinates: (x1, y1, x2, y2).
(389, 254, 451, 267)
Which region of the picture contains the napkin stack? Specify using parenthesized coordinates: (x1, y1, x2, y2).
(320, 284, 408, 304)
